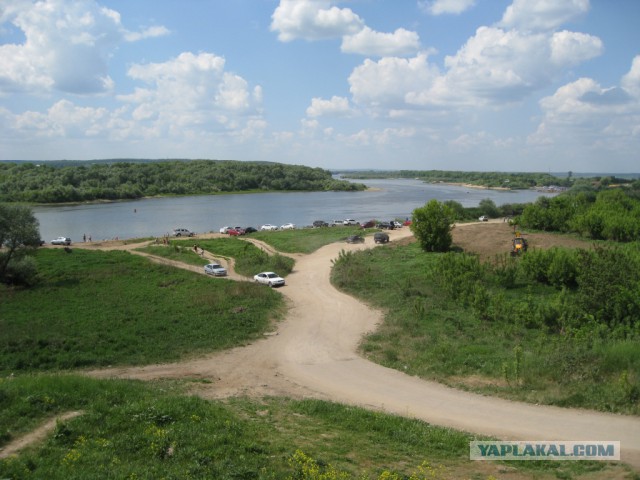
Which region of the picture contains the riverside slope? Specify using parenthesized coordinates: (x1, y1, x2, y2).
(88, 227, 640, 469)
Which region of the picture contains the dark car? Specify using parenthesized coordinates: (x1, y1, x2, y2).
(346, 235, 365, 244)
(376, 222, 395, 230)
(244, 227, 257, 234)
(361, 220, 376, 229)
(313, 220, 329, 228)
(374, 232, 389, 244)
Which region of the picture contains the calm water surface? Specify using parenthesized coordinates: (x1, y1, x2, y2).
(33, 178, 556, 242)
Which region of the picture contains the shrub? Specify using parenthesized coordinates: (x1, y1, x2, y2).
(410, 200, 454, 252)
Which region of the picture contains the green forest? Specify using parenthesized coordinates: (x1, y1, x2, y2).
(0, 160, 365, 203)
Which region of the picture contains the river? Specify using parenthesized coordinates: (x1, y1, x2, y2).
(33, 178, 557, 242)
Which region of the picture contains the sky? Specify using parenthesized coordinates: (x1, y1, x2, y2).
(0, 0, 639, 173)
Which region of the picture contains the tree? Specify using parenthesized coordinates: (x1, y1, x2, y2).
(410, 199, 454, 252)
(478, 198, 499, 218)
(0, 204, 41, 285)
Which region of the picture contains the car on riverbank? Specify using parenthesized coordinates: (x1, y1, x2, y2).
(51, 236, 72, 245)
(374, 232, 389, 244)
(260, 224, 278, 231)
(254, 271, 285, 287)
(172, 228, 195, 237)
(346, 235, 365, 244)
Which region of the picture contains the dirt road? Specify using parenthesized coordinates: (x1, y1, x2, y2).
(85, 225, 640, 468)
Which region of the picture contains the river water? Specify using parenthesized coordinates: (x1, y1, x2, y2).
(32, 178, 556, 242)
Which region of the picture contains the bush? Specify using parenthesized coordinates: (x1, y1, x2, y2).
(410, 200, 454, 252)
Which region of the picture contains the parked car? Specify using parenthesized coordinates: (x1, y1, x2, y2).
(172, 228, 194, 237)
(374, 232, 389, 244)
(260, 224, 278, 231)
(313, 220, 329, 228)
(331, 220, 344, 227)
(244, 227, 257, 234)
(479, 215, 489, 222)
(204, 263, 227, 276)
(280, 223, 296, 230)
(376, 222, 394, 230)
(346, 235, 365, 244)
(51, 236, 72, 245)
(219, 226, 231, 234)
(403, 220, 412, 226)
(254, 271, 285, 287)
(361, 220, 376, 229)
(228, 227, 245, 236)
(393, 221, 403, 229)
(343, 219, 359, 226)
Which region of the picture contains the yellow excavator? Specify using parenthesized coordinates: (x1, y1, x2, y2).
(511, 231, 528, 256)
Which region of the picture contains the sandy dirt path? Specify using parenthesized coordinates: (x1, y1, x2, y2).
(83, 226, 640, 469)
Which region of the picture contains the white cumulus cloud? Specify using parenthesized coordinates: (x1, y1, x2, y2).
(306, 96, 351, 117)
(500, 0, 590, 31)
(341, 26, 420, 56)
(0, 0, 168, 95)
(270, 0, 363, 42)
(419, 0, 476, 16)
(119, 52, 264, 138)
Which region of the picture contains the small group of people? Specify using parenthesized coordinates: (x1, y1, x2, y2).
(193, 244, 205, 256)
(82, 233, 92, 242)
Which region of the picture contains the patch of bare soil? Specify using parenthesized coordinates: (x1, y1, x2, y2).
(452, 220, 594, 260)
(0, 411, 83, 459)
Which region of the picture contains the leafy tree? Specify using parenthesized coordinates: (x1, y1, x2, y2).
(478, 198, 499, 218)
(0, 204, 41, 285)
(410, 199, 454, 252)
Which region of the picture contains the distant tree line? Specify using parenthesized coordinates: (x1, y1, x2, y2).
(0, 160, 365, 203)
(341, 169, 636, 190)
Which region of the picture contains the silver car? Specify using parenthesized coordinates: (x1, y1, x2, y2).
(51, 237, 71, 245)
(204, 263, 227, 276)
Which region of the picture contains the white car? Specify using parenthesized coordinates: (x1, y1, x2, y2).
(204, 263, 227, 276)
(172, 228, 194, 237)
(343, 219, 358, 226)
(253, 271, 285, 287)
(260, 224, 278, 231)
(219, 226, 231, 234)
(280, 223, 296, 230)
(479, 216, 489, 222)
(51, 236, 71, 245)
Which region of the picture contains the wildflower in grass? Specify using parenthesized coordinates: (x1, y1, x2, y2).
(62, 448, 81, 466)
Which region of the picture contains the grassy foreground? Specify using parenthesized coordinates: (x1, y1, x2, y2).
(331, 241, 640, 415)
(0, 248, 284, 374)
(0, 375, 623, 479)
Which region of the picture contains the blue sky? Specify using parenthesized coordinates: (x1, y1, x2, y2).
(1, 0, 639, 172)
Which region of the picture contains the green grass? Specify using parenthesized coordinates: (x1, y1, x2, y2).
(249, 226, 372, 254)
(0, 375, 624, 479)
(331, 242, 640, 414)
(0, 248, 285, 374)
(138, 238, 296, 277)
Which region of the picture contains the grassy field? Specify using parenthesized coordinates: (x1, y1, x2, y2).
(138, 237, 295, 277)
(0, 248, 285, 374)
(0, 374, 624, 479)
(331, 241, 640, 415)
(249, 226, 371, 254)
